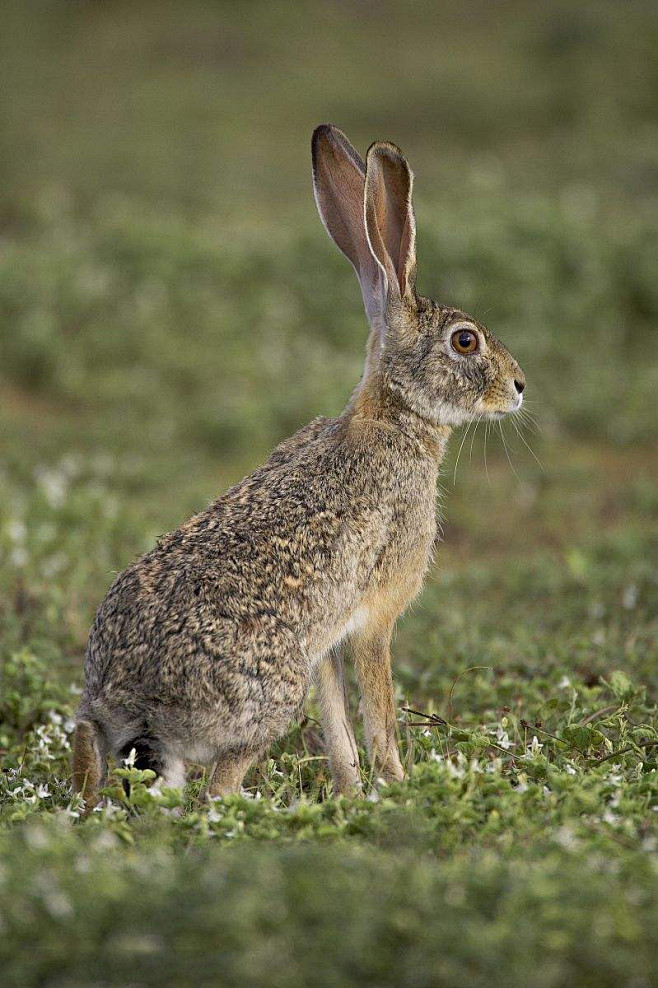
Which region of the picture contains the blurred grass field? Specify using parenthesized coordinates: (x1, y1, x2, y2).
(1, 2, 658, 985)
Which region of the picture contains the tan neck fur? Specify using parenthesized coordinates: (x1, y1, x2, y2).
(346, 367, 452, 460)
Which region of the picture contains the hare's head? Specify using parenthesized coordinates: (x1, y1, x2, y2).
(312, 125, 525, 427)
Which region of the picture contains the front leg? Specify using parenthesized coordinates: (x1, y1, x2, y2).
(351, 621, 404, 784)
(314, 648, 362, 795)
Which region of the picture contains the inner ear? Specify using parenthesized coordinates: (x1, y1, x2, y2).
(364, 142, 417, 306)
(312, 124, 387, 332)
(377, 156, 411, 283)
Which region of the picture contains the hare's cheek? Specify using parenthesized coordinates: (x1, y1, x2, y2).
(479, 379, 517, 416)
(454, 360, 487, 399)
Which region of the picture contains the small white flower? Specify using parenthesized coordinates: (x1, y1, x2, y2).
(558, 675, 571, 689)
(94, 800, 122, 818)
(622, 585, 638, 610)
(496, 726, 512, 750)
(523, 736, 543, 759)
(123, 748, 137, 768)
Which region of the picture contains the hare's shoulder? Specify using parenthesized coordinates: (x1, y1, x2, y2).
(263, 416, 335, 467)
(177, 414, 431, 549)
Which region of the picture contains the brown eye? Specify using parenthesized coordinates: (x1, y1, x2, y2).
(451, 328, 478, 354)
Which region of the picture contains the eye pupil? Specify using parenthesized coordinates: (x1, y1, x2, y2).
(451, 328, 477, 354)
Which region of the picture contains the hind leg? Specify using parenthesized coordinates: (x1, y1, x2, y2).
(207, 748, 255, 798)
(72, 720, 107, 815)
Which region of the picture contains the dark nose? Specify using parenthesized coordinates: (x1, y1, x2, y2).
(514, 379, 525, 394)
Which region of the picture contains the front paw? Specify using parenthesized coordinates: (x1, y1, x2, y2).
(331, 773, 364, 799)
(376, 752, 405, 785)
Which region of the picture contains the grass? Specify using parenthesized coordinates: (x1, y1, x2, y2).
(1, 1, 658, 985)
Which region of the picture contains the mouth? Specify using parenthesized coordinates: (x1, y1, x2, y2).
(482, 394, 522, 420)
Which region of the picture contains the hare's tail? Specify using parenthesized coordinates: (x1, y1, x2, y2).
(72, 719, 104, 814)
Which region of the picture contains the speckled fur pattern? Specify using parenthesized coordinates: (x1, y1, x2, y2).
(73, 125, 525, 808)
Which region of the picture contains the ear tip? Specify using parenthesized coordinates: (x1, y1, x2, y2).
(366, 140, 409, 164)
(312, 125, 367, 180)
(312, 123, 342, 148)
(312, 124, 340, 168)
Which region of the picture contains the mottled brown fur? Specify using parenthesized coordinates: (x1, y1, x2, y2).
(73, 126, 524, 807)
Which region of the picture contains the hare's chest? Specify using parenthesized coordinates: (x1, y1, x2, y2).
(364, 490, 437, 604)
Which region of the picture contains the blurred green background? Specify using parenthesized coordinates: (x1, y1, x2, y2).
(2, 0, 658, 477)
(1, 3, 658, 985)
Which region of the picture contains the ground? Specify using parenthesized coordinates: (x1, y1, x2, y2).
(1, 2, 658, 986)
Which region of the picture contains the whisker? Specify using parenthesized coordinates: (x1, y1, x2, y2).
(510, 415, 544, 471)
(469, 414, 482, 461)
(483, 420, 491, 484)
(453, 416, 476, 485)
(517, 395, 543, 433)
(498, 420, 520, 481)
(517, 407, 542, 436)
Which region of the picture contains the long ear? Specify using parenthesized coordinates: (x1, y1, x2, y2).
(364, 141, 417, 308)
(312, 124, 385, 328)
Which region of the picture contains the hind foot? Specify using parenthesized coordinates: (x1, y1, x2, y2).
(206, 750, 255, 799)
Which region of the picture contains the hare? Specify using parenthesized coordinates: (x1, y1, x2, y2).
(73, 125, 525, 809)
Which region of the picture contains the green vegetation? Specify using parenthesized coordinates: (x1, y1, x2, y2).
(1, 1, 657, 984)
